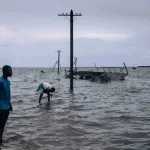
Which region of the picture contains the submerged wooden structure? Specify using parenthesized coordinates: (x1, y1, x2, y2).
(65, 63, 128, 83)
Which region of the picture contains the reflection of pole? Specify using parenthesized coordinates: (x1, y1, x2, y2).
(58, 10, 82, 91)
(60, 64, 62, 71)
(55, 50, 62, 74)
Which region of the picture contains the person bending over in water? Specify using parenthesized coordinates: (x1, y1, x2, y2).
(36, 82, 55, 104)
(0, 65, 13, 144)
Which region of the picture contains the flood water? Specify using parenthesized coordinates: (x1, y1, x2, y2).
(0, 67, 150, 150)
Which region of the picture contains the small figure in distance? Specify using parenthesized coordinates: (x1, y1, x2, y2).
(36, 82, 55, 104)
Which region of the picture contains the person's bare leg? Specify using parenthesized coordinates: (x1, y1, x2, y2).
(0, 110, 9, 144)
(39, 93, 43, 103)
(47, 93, 50, 104)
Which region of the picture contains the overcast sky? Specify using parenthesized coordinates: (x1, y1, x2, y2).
(0, 0, 150, 67)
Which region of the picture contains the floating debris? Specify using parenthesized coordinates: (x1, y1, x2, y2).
(65, 63, 128, 83)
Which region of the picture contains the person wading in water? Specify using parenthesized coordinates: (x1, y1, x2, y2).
(0, 65, 13, 144)
(36, 82, 55, 104)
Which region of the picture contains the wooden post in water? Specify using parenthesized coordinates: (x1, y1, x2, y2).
(55, 50, 62, 74)
(58, 10, 82, 91)
(70, 10, 74, 90)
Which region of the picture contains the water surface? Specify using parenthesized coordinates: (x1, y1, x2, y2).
(0, 67, 150, 150)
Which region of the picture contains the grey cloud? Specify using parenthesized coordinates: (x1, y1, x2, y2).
(0, 0, 150, 67)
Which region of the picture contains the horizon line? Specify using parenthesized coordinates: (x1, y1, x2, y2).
(0, 66, 139, 68)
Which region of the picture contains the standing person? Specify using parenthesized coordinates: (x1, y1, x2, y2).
(0, 65, 13, 144)
(36, 82, 55, 104)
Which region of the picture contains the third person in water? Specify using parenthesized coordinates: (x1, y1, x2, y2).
(36, 82, 55, 104)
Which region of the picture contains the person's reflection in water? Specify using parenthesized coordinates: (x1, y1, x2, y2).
(38, 102, 51, 111)
(45, 102, 51, 110)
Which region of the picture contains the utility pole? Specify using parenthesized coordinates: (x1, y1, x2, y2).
(55, 50, 62, 74)
(58, 10, 82, 91)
